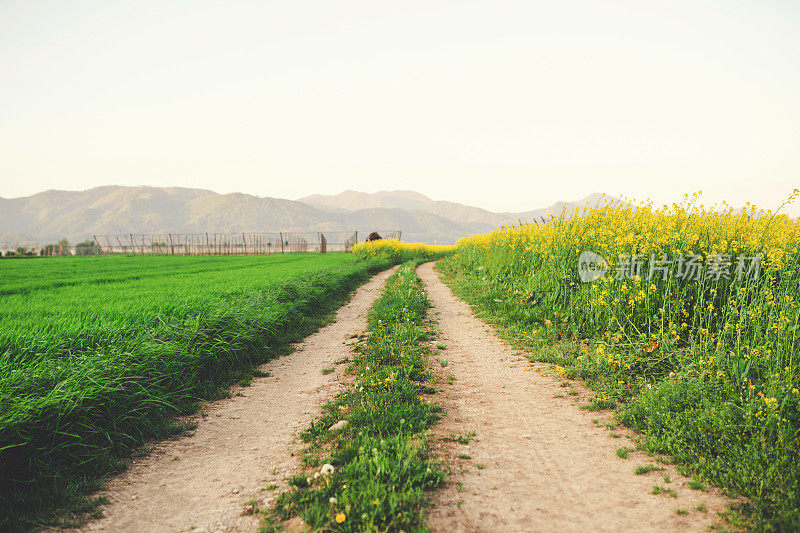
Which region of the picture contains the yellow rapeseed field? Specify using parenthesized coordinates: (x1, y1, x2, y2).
(442, 191, 800, 528)
(453, 192, 800, 378)
(353, 239, 455, 263)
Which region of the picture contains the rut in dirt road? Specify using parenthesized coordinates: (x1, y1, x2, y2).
(69, 267, 397, 533)
(418, 262, 732, 533)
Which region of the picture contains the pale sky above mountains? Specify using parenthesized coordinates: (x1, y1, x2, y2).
(1, 1, 799, 216)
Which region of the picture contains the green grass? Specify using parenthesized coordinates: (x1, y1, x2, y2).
(616, 447, 634, 459)
(0, 253, 395, 530)
(635, 464, 661, 475)
(651, 485, 678, 498)
(444, 432, 475, 445)
(266, 262, 445, 531)
(688, 480, 707, 491)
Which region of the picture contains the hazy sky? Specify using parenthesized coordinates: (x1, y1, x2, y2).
(1, 1, 799, 215)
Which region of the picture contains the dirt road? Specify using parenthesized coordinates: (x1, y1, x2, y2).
(69, 261, 732, 533)
(73, 267, 396, 533)
(418, 262, 731, 533)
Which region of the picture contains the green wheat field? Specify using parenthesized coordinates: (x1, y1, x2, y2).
(0, 253, 393, 528)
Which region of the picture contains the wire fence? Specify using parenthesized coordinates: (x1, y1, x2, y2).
(1, 230, 402, 257)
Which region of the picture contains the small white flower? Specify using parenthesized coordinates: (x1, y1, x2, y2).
(306, 477, 312, 484)
(320, 463, 335, 476)
(329, 497, 337, 504)
(313, 472, 320, 479)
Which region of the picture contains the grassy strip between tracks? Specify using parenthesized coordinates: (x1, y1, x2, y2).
(262, 261, 445, 532)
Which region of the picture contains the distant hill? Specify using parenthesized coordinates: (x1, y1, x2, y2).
(300, 190, 613, 227)
(0, 186, 613, 246)
(0, 187, 327, 241)
(299, 190, 434, 212)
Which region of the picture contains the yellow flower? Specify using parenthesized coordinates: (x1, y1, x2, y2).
(763, 396, 779, 410)
(335, 512, 346, 523)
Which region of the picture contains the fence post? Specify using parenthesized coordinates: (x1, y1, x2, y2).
(169, 234, 175, 255)
(92, 235, 104, 255)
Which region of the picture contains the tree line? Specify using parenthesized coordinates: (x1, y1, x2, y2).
(2, 239, 100, 258)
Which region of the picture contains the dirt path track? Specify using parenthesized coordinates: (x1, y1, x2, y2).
(72, 267, 396, 533)
(418, 262, 730, 533)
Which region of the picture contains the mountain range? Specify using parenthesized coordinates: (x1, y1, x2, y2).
(0, 186, 609, 245)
